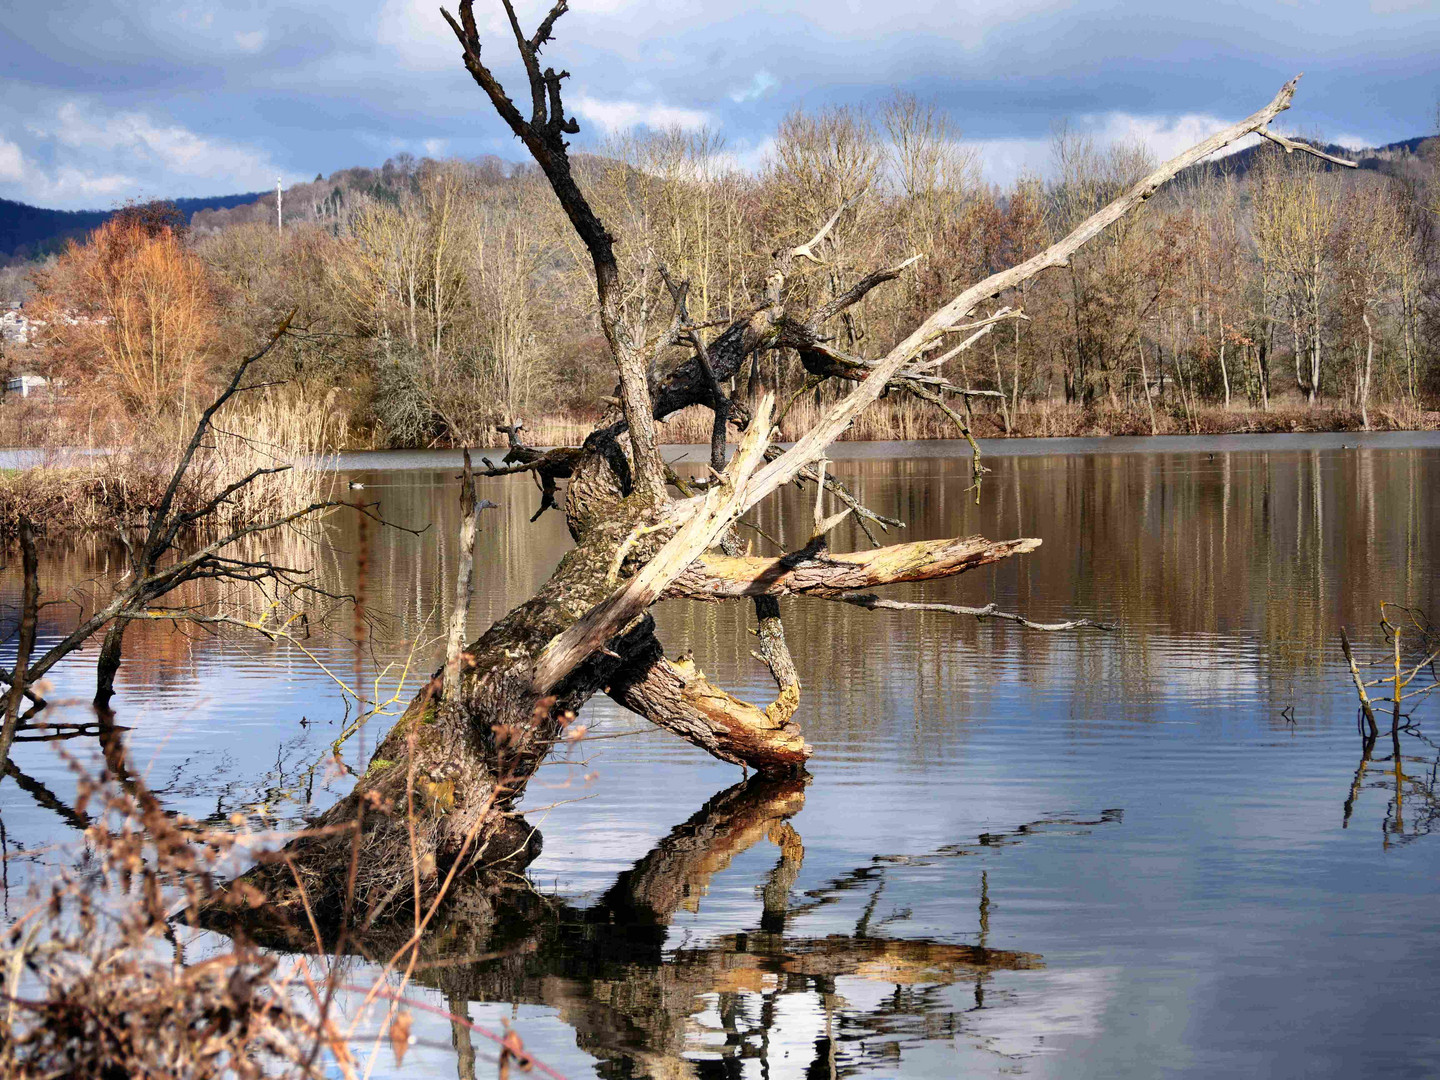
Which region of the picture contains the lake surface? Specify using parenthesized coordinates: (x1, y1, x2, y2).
(2, 434, 1438, 1079)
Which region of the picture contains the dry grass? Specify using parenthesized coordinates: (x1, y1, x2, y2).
(0, 737, 556, 1079)
(0, 388, 339, 536)
(0, 756, 333, 1079)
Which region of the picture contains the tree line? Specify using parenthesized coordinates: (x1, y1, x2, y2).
(9, 104, 1439, 446)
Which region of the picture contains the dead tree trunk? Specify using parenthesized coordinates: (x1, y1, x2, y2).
(224, 2, 1348, 927)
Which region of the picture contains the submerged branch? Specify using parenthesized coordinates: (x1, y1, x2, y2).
(831, 593, 1114, 631)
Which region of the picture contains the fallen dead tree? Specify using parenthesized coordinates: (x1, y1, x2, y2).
(223, 0, 1349, 928)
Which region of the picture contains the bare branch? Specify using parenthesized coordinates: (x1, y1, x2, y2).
(832, 593, 1114, 631)
(814, 254, 923, 323)
(1256, 127, 1358, 168)
(667, 535, 1040, 601)
(786, 194, 862, 265)
(149, 311, 296, 558)
(443, 0, 666, 498)
(759, 443, 903, 547)
(902, 381, 985, 490)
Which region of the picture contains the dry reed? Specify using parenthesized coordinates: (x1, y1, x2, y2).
(0, 388, 339, 536)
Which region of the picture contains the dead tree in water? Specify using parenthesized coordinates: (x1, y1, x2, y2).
(236, 2, 1348, 923)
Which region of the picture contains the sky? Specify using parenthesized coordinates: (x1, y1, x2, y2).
(1, 0, 1437, 210)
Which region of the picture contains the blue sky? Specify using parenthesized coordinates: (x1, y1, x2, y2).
(2, 0, 1437, 209)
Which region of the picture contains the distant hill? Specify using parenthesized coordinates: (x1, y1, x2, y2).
(0, 191, 265, 263)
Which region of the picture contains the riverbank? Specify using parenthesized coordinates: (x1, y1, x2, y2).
(3, 397, 1437, 534)
(482, 397, 1440, 449)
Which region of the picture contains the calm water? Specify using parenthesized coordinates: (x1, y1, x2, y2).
(2, 433, 1438, 1079)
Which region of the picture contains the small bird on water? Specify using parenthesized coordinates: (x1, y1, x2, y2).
(348, 481, 365, 490)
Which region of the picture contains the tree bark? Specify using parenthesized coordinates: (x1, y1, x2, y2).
(94, 619, 128, 710)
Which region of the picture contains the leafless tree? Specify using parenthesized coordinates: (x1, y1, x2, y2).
(226, 1, 1350, 926)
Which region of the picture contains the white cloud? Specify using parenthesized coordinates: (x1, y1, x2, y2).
(1323, 132, 1377, 151)
(422, 137, 448, 157)
(50, 166, 137, 201)
(715, 135, 776, 175)
(378, 0, 704, 70)
(0, 138, 24, 183)
(971, 135, 1053, 187)
(1, 99, 297, 208)
(572, 95, 711, 134)
(40, 102, 284, 188)
(729, 71, 778, 105)
(1090, 111, 1255, 164)
(233, 29, 265, 52)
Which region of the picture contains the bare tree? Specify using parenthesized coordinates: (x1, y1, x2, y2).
(226, 2, 1349, 928)
(1252, 146, 1346, 404)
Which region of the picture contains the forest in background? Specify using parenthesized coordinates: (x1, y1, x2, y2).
(2, 99, 1438, 452)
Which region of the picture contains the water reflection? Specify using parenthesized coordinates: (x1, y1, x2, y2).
(5, 435, 1440, 1077)
(1342, 729, 1440, 845)
(380, 776, 1107, 1080)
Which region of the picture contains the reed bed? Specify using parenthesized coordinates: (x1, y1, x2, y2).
(0, 388, 340, 536)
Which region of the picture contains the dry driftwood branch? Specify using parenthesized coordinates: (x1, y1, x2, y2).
(606, 640, 809, 774)
(758, 444, 903, 547)
(784, 194, 860, 266)
(668, 536, 1040, 601)
(1341, 626, 1380, 737)
(831, 594, 1114, 631)
(1256, 127, 1359, 169)
(444, 451, 485, 699)
(915, 307, 1027, 371)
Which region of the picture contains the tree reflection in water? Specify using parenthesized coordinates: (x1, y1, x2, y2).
(374, 780, 1120, 1080)
(0, 712, 1124, 1078)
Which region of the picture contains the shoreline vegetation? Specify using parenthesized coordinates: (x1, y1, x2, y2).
(0, 394, 1435, 535)
(535, 395, 1440, 447)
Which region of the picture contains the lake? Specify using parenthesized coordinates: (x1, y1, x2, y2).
(2, 432, 1438, 1079)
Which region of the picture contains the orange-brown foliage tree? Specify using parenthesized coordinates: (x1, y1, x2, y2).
(30, 203, 219, 418)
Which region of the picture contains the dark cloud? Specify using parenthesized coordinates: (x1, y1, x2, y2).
(3, 0, 1436, 208)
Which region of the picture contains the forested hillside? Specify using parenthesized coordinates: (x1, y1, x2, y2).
(0, 191, 265, 262)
